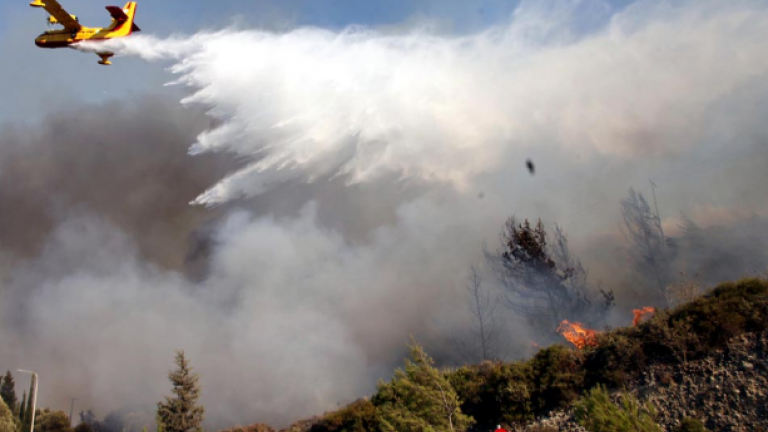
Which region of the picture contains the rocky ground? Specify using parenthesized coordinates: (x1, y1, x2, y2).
(517, 331, 768, 432)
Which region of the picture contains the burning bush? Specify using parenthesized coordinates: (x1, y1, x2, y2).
(633, 307, 656, 326)
(557, 320, 600, 349)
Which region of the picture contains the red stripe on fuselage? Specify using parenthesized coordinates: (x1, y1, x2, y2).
(35, 37, 117, 48)
(35, 40, 72, 48)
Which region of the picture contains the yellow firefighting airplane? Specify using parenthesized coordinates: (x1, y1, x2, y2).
(31, 0, 140, 65)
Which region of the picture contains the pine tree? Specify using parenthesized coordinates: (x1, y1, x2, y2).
(24, 377, 34, 428)
(156, 351, 204, 432)
(18, 393, 25, 423)
(375, 339, 473, 432)
(0, 372, 16, 414)
(489, 217, 610, 337)
(19, 392, 26, 425)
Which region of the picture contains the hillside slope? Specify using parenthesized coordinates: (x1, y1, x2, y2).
(523, 331, 767, 431)
(225, 278, 768, 432)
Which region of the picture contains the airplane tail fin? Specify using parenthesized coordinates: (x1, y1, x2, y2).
(106, 2, 140, 32)
(124, 2, 140, 32)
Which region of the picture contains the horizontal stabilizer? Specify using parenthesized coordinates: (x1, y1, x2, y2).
(131, 23, 141, 32)
(106, 5, 129, 23)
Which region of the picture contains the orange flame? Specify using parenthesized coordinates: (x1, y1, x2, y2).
(557, 320, 599, 349)
(633, 307, 656, 326)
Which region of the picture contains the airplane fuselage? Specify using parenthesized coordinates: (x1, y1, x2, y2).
(35, 23, 133, 49)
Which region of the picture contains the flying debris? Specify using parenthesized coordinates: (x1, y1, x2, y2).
(526, 159, 535, 175)
(30, 0, 141, 65)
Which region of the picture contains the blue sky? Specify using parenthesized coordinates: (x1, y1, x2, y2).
(0, 0, 636, 123)
(3, 0, 525, 35)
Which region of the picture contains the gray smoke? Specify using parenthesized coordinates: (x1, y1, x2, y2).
(2, 0, 768, 429)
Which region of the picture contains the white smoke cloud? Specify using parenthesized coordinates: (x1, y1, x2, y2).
(6, 0, 768, 429)
(5, 197, 510, 427)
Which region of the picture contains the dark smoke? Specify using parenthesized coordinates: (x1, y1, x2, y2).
(0, 96, 232, 269)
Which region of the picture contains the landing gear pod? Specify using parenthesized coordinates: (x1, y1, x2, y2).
(98, 52, 115, 65)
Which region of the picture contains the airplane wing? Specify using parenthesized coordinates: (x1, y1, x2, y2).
(41, 0, 82, 31)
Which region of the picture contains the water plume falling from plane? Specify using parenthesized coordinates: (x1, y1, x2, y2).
(75, 0, 768, 206)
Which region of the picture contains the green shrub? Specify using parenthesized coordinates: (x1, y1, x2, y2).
(449, 361, 533, 431)
(584, 332, 647, 388)
(671, 278, 768, 351)
(374, 341, 473, 432)
(529, 345, 584, 413)
(0, 399, 16, 432)
(309, 399, 377, 432)
(574, 386, 661, 432)
(675, 417, 709, 432)
(33, 409, 73, 432)
(640, 311, 701, 364)
(626, 278, 768, 365)
(224, 425, 275, 432)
